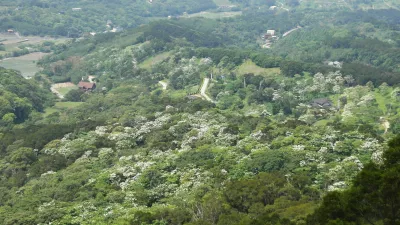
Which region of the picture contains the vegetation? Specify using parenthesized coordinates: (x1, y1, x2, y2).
(308, 135, 400, 225)
(0, 0, 217, 36)
(0, 1, 400, 224)
(0, 67, 54, 124)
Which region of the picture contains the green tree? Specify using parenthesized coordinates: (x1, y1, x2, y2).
(308, 135, 400, 225)
(64, 89, 84, 102)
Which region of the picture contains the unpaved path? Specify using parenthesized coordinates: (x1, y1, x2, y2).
(51, 82, 75, 99)
(383, 0, 399, 10)
(283, 26, 302, 37)
(381, 118, 390, 134)
(159, 81, 167, 90)
(51, 85, 64, 99)
(15, 32, 21, 39)
(200, 78, 215, 103)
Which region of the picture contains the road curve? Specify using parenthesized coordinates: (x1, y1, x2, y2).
(200, 78, 214, 103)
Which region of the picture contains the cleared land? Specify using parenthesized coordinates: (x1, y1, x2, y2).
(44, 102, 84, 116)
(236, 60, 281, 76)
(188, 11, 242, 19)
(0, 52, 49, 78)
(140, 51, 172, 69)
(58, 86, 78, 96)
(0, 33, 68, 53)
(0, 33, 68, 77)
(51, 82, 77, 99)
(0, 33, 67, 46)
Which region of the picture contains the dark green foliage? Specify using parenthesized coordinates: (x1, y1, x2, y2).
(341, 63, 400, 86)
(0, 124, 73, 152)
(308, 135, 400, 225)
(64, 89, 84, 102)
(0, 67, 53, 112)
(248, 150, 288, 173)
(224, 173, 286, 212)
(0, 0, 217, 36)
(0, 67, 53, 124)
(140, 20, 223, 48)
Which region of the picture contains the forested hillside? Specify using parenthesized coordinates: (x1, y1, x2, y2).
(1, 0, 399, 37)
(1, 1, 400, 225)
(0, 67, 54, 124)
(0, 0, 216, 36)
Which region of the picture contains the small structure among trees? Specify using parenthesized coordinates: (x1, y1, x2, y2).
(78, 81, 96, 92)
(310, 98, 333, 108)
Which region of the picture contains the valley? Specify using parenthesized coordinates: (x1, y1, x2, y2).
(0, 0, 400, 225)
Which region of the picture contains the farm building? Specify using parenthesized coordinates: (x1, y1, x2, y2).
(78, 81, 96, 91)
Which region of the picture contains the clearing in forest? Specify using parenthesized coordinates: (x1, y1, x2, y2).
(236, 60, 281, 77)
(44, 102, 84, 116)
(51, 82, 77, 99)
(140, 51, 172, 69)
(188, 11, 242, 19)
(0, 52, 49, 78)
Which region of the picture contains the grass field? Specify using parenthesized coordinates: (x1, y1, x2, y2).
(0, 52, 48, 78)
(140, 51, 172, 69)
(55, 102, 83, 108)
(375, 91, 389, 115)
(0, 34, 68, 46)
(0, 58, 39, 78)
(236, 60, 281, 76)
(44, 102, 84, 116)
(57, 86, 78, 96)
(0, 33, 68, 54)
(0, 33, 67, 78)
(188, 11, 242, 19)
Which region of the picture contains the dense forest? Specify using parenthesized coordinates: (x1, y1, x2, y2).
(1, 0, 400, 224)
(0, 0, 217, 36)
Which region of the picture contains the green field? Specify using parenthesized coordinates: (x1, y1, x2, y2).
(0, 58, 39, 78)
(374, 91, 389, 114)
(0, 33, 68, 56)
(236, 60, 281, 76)
(0, 52, 49, 77)
(57, 86, 78, 96)
(44, 102, 84, 116)
(140, 51, 172, 69)
(188, 11, 242, 19)
(0, 34, 55, 78)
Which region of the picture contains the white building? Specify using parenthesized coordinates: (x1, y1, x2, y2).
(267, 30, 276, 36)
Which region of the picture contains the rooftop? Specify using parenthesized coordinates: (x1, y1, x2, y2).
(78, 81, 95, 89)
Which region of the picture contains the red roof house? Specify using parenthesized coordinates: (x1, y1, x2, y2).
(78, 81, 96, 91)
